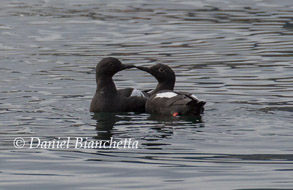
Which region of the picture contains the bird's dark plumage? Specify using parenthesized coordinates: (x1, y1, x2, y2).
(137, 64, 175, 96)
(90, 57, 147, 113)
(119, 63, 176, 98)
(136, 64, 205, 116)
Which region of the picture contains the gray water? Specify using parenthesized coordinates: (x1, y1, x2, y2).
(1, 0, 293, 189)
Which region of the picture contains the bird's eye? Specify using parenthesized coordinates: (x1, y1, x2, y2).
(159, 68, 164, 72)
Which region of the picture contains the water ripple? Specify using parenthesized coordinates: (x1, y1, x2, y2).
(1, 0, 293, 189)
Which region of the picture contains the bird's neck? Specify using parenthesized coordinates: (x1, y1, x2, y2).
(151, 81, 174, 95)
(96, 76, 117, 94)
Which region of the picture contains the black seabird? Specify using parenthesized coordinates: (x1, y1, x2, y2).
(118, 63, 176, 98)
(136, 64, 206, 116)
(137, 64, 175, 96)
(90, 57, 147, 113)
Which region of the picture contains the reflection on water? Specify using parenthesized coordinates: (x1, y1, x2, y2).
(0, 0, 293, 189)
(93, 112, 204, 141)
(93, 113, 119, 140)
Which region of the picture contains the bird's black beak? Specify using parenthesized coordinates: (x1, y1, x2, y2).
(121, 64, 135, 71)
(136, 66, 151, 73)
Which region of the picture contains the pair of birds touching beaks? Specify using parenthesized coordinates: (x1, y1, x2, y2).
(90, 57, 206, 117)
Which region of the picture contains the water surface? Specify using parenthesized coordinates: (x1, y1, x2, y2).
(0, 0, 293, 189)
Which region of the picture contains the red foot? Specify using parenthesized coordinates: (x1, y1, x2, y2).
(172, 112, 179, 117)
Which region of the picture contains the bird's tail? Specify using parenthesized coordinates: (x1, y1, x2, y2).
(187, 100, 206, 115)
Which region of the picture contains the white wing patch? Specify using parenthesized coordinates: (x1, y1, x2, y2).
(148, 89, 154, 94)
(130, 89, 145, 97)
(155, 92, 177, 99)
(191, 94, 198, 100)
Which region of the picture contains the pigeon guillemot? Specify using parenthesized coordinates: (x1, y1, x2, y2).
(136, 64, 175, 96)
(90, 57, 147, 113)
(136, 64, 206, 116)
(117, 63, 176, 98)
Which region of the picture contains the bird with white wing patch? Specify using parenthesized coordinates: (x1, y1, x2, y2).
(136, 64, 206, 116)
